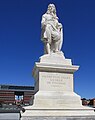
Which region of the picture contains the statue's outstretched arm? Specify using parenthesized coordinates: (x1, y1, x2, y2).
(41, 16, 46, 28)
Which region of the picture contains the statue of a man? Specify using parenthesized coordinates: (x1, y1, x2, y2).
(41, 4, 63, 54)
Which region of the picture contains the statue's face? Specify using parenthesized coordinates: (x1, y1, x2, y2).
(48, 4, 56, 13)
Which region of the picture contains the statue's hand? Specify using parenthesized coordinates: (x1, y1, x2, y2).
(58, 23, 62, 28)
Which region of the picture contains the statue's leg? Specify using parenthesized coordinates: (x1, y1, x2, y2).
(43, 24, 52, 54)
(53, 42, 59, 52)
(45, 24, 52, 44)
(50, 42, 54, 53)
(52, 31, 61, 52)
(44, 42, 50, 54)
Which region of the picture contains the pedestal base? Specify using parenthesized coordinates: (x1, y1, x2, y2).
(21, 116, 95, 120)
(22, 53, 95, 119)
(21, 106, 95, 117)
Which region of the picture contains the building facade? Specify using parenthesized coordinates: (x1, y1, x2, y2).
(0, 85, 34, 105)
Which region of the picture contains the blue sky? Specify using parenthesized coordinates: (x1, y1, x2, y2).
(0, 0, 95, 99)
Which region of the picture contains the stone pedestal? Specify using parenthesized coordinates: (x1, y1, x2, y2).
(21, 52, 95, 119)
(21, 116, 95, 120)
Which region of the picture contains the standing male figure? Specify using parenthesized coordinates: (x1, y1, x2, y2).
(41, 4, 63, 54)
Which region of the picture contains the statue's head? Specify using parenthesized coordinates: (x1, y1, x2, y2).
(47, 4, 56, 15)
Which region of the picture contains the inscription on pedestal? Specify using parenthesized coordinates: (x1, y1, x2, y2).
(39, 72, 73, 91)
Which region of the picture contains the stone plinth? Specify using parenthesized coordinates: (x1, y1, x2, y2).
(21, 52, 95, 119)
(31, 52, 82, 108)
(21, 116, 95, 120)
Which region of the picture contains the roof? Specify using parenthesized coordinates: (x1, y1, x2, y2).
(0, 84, 34, 91)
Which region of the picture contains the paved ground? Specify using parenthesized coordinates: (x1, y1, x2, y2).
(0, 113, 20, 120)
(0, 104, 21, 120)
